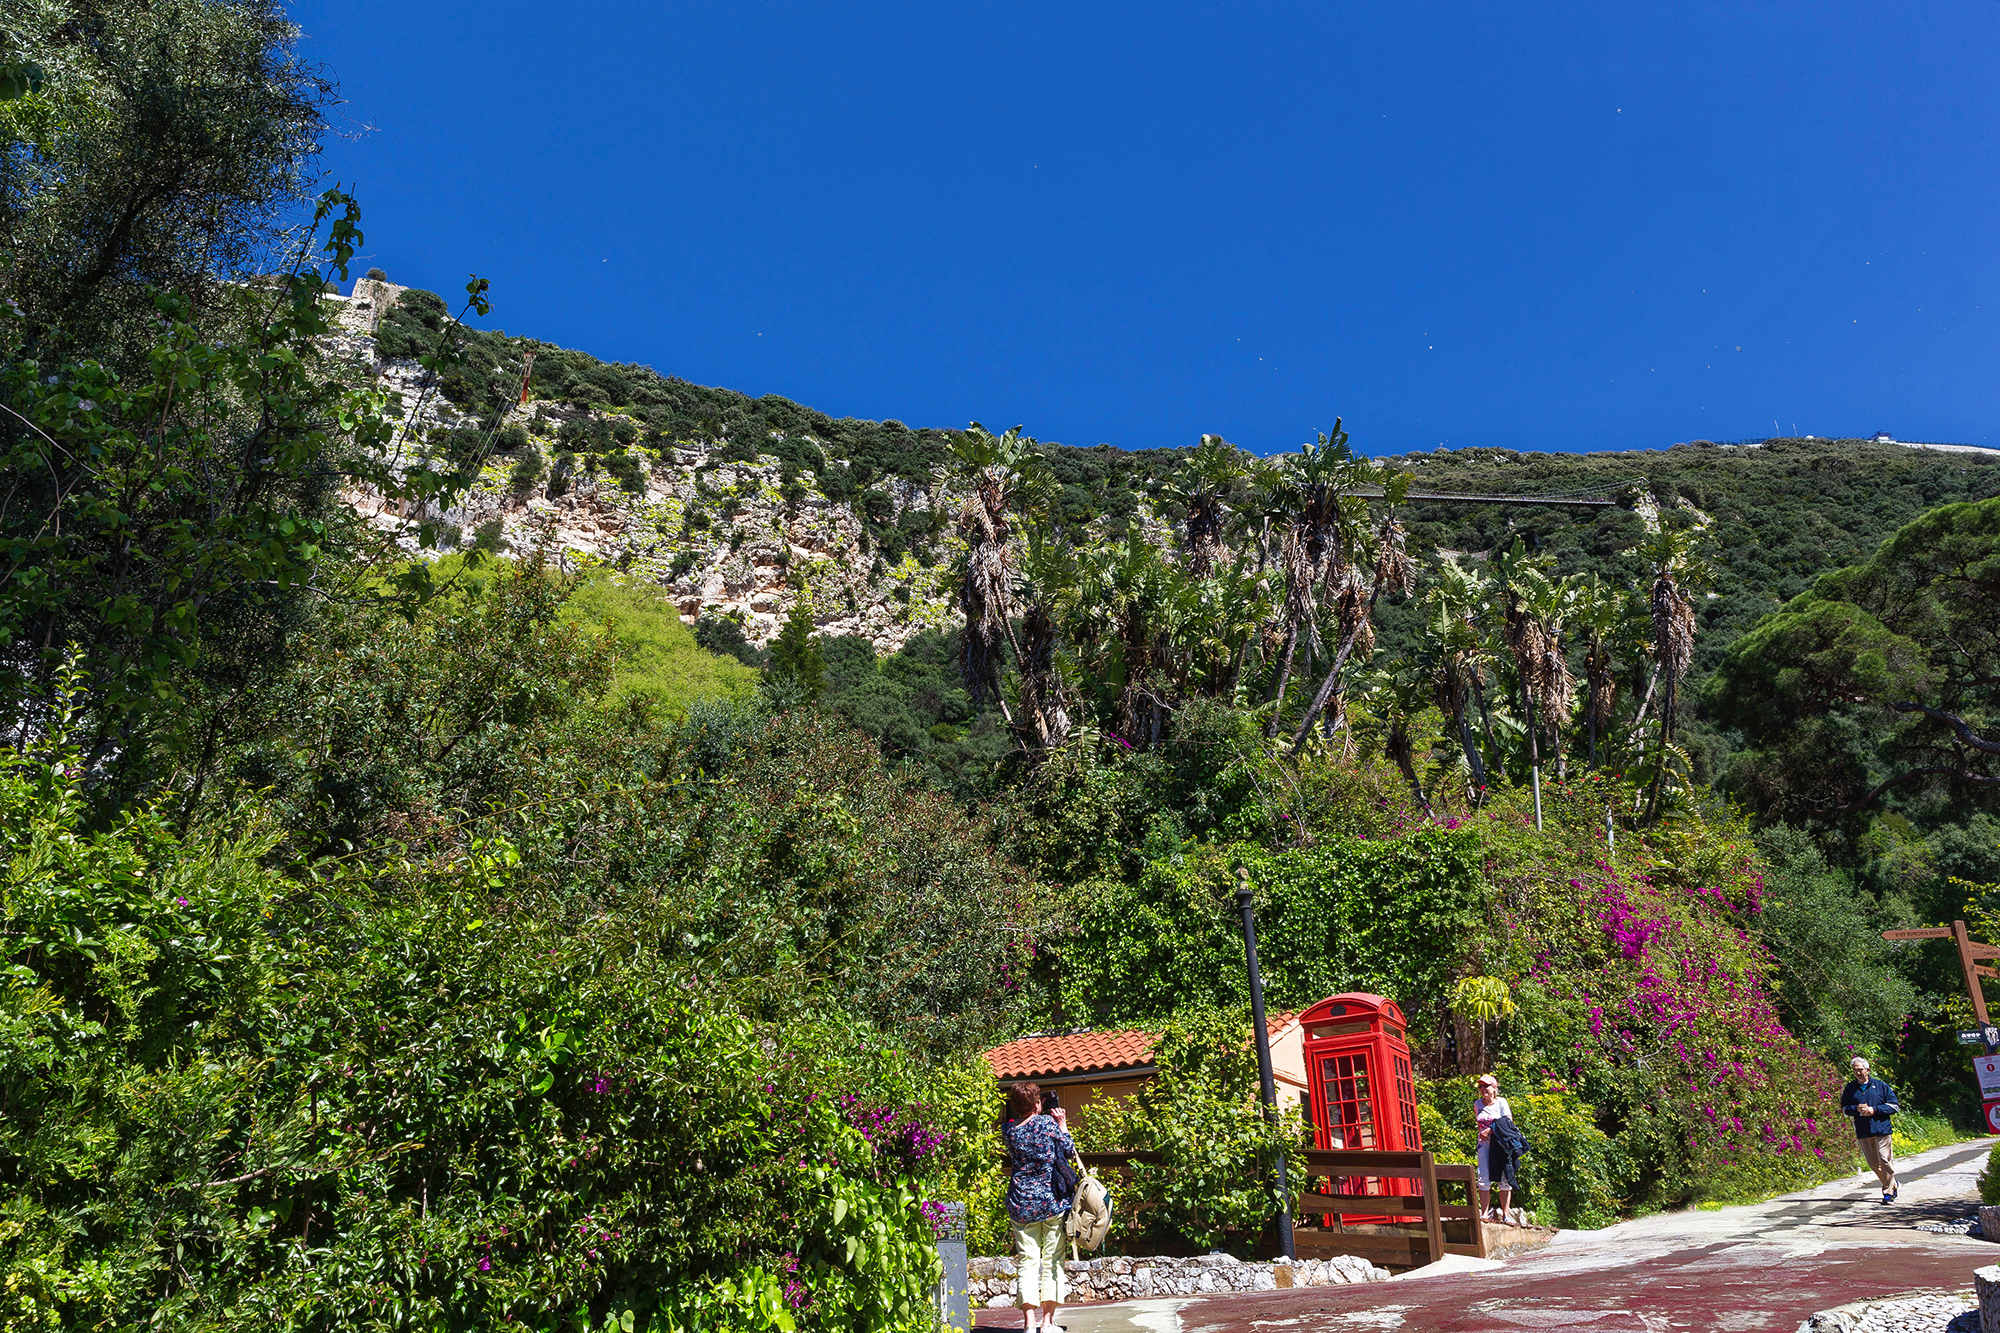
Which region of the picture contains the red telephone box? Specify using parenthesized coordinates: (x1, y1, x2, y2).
(1300, 992, 1423, 1211)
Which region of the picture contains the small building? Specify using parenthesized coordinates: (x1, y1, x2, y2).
(983, 1013, 1308, 1124)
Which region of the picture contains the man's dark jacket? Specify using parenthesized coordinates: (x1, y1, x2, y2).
(1840, 1077, 1899, 1139)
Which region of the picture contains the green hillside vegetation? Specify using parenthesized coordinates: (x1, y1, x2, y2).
(565, 568, 759, 714)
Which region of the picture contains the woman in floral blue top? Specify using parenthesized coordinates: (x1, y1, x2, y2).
(1001, 1082, 1075, 1331)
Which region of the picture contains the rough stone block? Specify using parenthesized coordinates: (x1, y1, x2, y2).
(1984, 1208, 2000, 1240)
(1978, 1265, 2000, 1333)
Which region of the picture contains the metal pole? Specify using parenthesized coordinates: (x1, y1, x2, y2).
(1236, 866, 1295, 1260)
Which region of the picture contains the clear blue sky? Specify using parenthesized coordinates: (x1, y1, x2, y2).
(293, 1, 1998, 456)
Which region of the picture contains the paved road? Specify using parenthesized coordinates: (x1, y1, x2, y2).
(976, 1138, 2000, 1333)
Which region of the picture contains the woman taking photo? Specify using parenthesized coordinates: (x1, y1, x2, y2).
(1001, 1082, 1074, 1332)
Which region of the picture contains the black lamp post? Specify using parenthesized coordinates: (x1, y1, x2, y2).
(1235, 865, 1295, 1260)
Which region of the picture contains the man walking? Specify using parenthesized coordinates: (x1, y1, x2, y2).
(1840, 1056, 1900, 1203)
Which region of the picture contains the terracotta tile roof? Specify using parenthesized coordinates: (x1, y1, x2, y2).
(985, 1030, 1154, 1080)
(985, 1012, 1304, 1081)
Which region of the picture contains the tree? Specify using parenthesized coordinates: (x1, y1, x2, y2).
(1291, 504, 1414, 749)
(763, 602, 825, 705)
(0, 192, 466, 789)
(1161, 434, 1246, 577)
(1257, 423, 1384, 738)
(1492, 546, 1578, 819)
(1420, 554, 1496, 798)
(0, 0, 334, 365)
(937, 423, 1055, 738)
(1707, 497, 2000, 824)
(1628, 505, 1715, 818)
(1572, 574, 1630, 770)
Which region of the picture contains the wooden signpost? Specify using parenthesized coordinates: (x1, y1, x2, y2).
(1882, 921, 2000, 1133)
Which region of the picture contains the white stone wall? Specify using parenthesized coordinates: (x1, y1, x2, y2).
(966, 1252, 1389, 1307)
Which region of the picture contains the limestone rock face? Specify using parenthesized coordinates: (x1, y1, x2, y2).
(332, 278, 408, 336)
(329, 318, 966, 653)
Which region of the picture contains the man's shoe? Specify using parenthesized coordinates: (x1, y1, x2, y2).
(1881, 1189, 1896, 1204)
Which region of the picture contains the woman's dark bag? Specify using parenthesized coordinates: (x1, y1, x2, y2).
(1490, 1115, 1528, 1159)
(1050, 1153, 1080, 1203)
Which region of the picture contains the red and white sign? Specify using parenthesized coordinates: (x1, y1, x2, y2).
(1984, 1100, 2000, 1136)
(1977, 1055, 2000, 1098)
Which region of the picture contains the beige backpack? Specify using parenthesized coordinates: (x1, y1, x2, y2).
(1064, 1159, 1113, 1252)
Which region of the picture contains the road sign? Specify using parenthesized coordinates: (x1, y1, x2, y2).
(1987, 1101, 2000, 1136)
(1884, 927, 1954, 940)
(1984, 1025, 2000, 1051)
(1976, 1055, 2000, 1098)
(1961, 1031, 1985, 1045)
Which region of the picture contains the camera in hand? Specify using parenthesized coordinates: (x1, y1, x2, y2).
(1042, 1090, 1062, 1113)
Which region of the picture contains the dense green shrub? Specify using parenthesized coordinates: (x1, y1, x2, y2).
(1055, 828, 1486, 1033)
(1980, 1142, 2000, 1206)
(765, 605, 826, 705)
(0, 726, 958, 1329)
(1418, 1076, 1625, 1229)
(697, 613, 767, 667)
(1070, 1010, 1308, 1255)
(509, 448, 548, 494)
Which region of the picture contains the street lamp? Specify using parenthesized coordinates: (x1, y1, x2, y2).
(1235, 865, 1295, 1260)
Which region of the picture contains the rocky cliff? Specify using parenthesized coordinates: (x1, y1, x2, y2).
(327, 281, 967, 651)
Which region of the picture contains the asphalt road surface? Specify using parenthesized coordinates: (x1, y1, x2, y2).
(975, 1137, 2000, 1333)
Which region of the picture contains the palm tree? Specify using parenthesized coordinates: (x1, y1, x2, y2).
(1291, 505, 1416, 749)
(1492, 545, 1578, 826)
(1421, 553, 1495, 799)
(1571, 574, 1628, 770)
(936, 423, 1051, 728)
(1626, 506, 1714, 817)
(1014, 530, 1080, 752)
(1351, 659, 1440, 817)
(1259, 423, 1376, 738)
(1161, 434, 1246, 577)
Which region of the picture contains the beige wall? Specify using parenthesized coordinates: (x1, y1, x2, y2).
(1272, 1022, 1307, 1115)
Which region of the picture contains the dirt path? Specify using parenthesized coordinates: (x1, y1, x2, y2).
(975, 1138, 2000, 1332)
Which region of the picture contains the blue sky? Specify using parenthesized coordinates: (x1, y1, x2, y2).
(294, 1, 1998, 456)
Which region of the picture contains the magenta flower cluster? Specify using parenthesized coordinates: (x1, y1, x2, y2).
(838, 1093, 949, 1171)
(1539, 862, 1840, 1171)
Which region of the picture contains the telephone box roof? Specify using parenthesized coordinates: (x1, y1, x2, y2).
(1298, 993, 1404, 1025)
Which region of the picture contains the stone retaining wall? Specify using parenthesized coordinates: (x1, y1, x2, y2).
(967, 1252, 1389, 1306)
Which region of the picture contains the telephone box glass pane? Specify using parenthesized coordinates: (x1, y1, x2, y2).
(1318, 1053, 1377, 1149)
(1394, 1053, 1419, 1152)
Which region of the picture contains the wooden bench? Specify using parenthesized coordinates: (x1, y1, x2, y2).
(1077, 1148, 1490, 1270)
